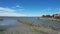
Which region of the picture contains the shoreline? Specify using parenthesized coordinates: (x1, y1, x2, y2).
(17, 20, 60, 34)
(36, 17, 60, 22)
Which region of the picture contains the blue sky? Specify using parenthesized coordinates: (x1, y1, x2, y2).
(0, 0, 60, 16)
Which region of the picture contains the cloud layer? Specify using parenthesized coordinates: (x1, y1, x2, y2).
(0, 7, 15, 13)
(0, 7, 27, 16)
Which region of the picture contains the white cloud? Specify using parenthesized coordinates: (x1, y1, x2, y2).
(12, 5, 24, 12)
(12, 5, 23, 8)
(0, 13, 27, 16)
(0, 7, 27, 16)
(0, 7, 15, 13)
(16, 5, 20, 8)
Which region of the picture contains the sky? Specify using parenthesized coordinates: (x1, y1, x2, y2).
(0, 0, 60, 16)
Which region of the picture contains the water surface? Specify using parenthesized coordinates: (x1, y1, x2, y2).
(0, 17, 60, 28)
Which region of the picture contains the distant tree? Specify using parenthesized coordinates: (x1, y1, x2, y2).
(52, 15, 54, 17)
(42, 15, 52, 18)
(42, 15, 46, 17)
(46, 15, 51, 17)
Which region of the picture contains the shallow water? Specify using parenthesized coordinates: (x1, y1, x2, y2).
(0, 17, 60, 28)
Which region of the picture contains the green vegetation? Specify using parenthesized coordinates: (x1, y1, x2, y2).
(17, 20, 60, 34)
(0, 26, 8, 32)
(0, 26, 8, 34)
(17, 20, 37, 26)
(0, 32, 4, 34)
(42, 15, 52, 18)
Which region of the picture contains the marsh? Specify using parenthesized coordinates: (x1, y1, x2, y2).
(0, 17, 60, 34)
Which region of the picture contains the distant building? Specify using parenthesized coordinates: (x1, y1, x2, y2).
(53, 14, 60, 19)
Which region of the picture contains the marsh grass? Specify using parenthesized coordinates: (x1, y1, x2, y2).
(17, 20, 60, 34)
(17, 20, 37, 26)
(0, 32, 4, 34)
